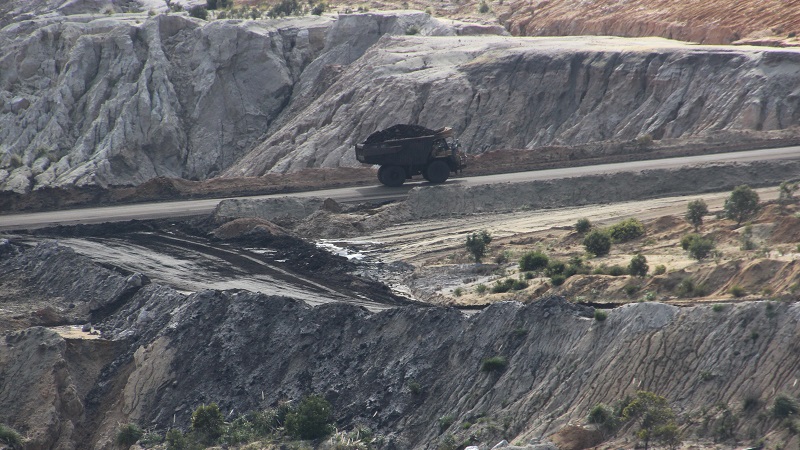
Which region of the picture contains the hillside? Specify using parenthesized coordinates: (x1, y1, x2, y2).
(2, 7, 800, 193)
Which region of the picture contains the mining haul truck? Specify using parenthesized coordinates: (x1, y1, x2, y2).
(355, 124, 466, 187)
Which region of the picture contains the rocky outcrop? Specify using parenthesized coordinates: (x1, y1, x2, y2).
(4, 9, 800, 193)
(224, 35, 800, 177)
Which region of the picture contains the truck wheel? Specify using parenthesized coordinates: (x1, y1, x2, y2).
(378, 165, 405, 187)
(425, 160, 449, 184)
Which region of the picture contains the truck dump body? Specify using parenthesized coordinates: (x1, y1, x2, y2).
(355, 124, 465, 187)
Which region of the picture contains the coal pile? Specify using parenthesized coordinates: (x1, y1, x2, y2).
(363, 124, 437, 144)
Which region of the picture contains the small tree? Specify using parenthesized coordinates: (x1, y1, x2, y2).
(724, 185, 760, 226)
(466, 230, 492, 263)
(285, 395, 334, 440)
(622, 391, 681, 450)
(685, 199, 708, 231)
(192, 403, 224, 445)
(628, 254, 649, 277)
(584, 229, 611, 256)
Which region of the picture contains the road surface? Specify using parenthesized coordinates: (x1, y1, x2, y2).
(1, 145, 799, 230)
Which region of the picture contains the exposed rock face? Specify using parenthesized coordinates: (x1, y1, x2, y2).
(3, 236, 800, 449)
(224, 35, 800, 177)
(0, 11, 492, 193)
(3, 10, 800, 192)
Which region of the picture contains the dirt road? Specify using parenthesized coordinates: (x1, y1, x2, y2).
(1, 146, 798, 230)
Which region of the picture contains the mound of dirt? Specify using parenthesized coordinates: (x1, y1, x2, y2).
(211, 218, 291, 240)
(770, 215, 800, 243)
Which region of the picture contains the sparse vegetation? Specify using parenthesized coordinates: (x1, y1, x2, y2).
(653, 264, 666, 275)
(475, 283, 487, 294)
(594, 310, 608, 321)
(481, 356, 508, 373)
(116, 423, 143, 446)
(584, 229, 611, 256)
(438, 415, 455, 432)
(724, 185, 760, 226)
(478, 1, 490, 13)
(712, 304, 725, 312)
(268, 0, 303, 17)
(681, 233, 716, 260)
(519, 251, 549, 271)
(0, 424, 23, 450)
(778, 181, 798, 212)
(740, 224, 757, 250)
(729, 285, 746, 298)
(676, 278, 707, 298)
(453, 287, 463, 297)
(685, 199, 708, 230)
(628, 253, 648, 277)
(466, 230, 492, 263)
(773, 395, 799, 418)
(405, 25, 420, 35)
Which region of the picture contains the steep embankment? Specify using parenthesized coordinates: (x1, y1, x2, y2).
(2, 238, 800, 449)
(224, 35, 800, 177)
(0, 11, 476, 193)
(3, 11, 800, 193)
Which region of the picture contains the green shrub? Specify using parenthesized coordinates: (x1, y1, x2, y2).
(268, 0, 302, 17)
(575, 218, 592, 233)
(0, 424, 23, 450)
(519, 251, 549, 271)
(478, 1, 490, 13)
(773, 395, 800, 418)
(653, 264, 666, 275)
(729, 285, 746, 297)
(438, 415, 455, 432)
(545, 260, 566, 277)
(712, 304, 725, 312)
(584, 229, 611, 256)
(165, 429, 189, 450)
(188, 5, 208, 19)
(511, 279, 528, 291)
(676, 278, 707, 298)
(607, 218, 645, 242)
(192, 403, 224, 445)
(524, 271, 534, 280)
(680, 233, 699, 250)
(310, 2, 326, 15)
(491, 279, 514, 293)
(116, 423, 143, 446)
(628, 254, 648, 277)
(408, 380, 422, 395)
(550, 274, 566, 286)
(688, 236, 716, 260)
(475, 283, 487, 294)
(453, 287, 463, 297)
(594, 310, 608, 321)
(285, 395, 334, 440)
(466, 230, 492, 263)
(481, 356, 508, 373)
(623, 283, 639, 297)
(405, 25, 420, 35)
(607, 265, 627, 276)
(588, 403, 617, 432)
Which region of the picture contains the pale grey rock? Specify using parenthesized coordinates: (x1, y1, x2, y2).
(225, 36, 800, 177)
(213, 196, 326, 223)
(0, 11, 480, 192)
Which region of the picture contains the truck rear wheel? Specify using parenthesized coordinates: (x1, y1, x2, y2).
(425, 160, 450, 184)
(378, 165, 405, 187)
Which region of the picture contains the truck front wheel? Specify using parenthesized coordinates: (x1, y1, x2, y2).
(425, 160, 450, 184)
(378, 165, 405, 187)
